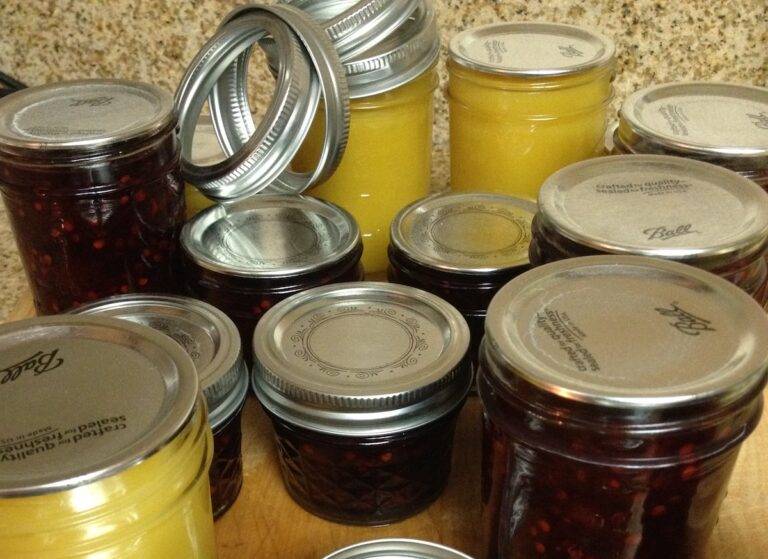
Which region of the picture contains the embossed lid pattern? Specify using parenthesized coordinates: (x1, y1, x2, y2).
(71, 294, 247, 429)
(181, 195, 360, 278)
(449, 22, 615, 77)
(391, 193, 536, 274)
(0, 316, 198, 497)
(323, 538, 474, 559)
(618, 82, 768, 163)
(485, 256, 768, 409)
(252, 282, 471, 435)
(537, 155, 768, 269)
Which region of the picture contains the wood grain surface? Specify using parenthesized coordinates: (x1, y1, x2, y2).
(8, 294, 767, 559)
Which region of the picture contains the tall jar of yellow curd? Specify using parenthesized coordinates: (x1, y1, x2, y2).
(292, 0, 440, 273)
(448, 22, 615, 200)
(0, 316, 216, 559)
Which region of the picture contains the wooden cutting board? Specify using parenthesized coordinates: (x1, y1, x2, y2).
(8, 294, 768, 559)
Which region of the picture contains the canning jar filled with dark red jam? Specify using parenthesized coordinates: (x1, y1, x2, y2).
(0, 80, 185, 314)
(388, 193, 534, 374)
(531, 155, 768, 306)
(72, 293, 249, 519)
(181, 195, 363, 359)
(612, 82, 768, 190)
(479, 256, 768, 559)
(252, 282, 471, 525)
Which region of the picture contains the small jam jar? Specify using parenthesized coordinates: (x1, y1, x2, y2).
(388, 193, 535, 373)
(323, 539, 474, 559)
(71, 294, 249, 519)
(479, 256, 768, 559)
(613, 82, 768, 190)
(0, 80, 185, 315)
(448, 23, 615, 200)
(252, 282, 471, 525)
(181, 195, 363, 354)
(0, 316, 215, 558)
(531, 154, 768, 305)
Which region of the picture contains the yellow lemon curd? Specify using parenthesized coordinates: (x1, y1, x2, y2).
(0, 405, 216, 558)
(297, 68, 438, 273)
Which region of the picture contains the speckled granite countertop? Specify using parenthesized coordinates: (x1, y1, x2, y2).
(0, 0, 766, 319)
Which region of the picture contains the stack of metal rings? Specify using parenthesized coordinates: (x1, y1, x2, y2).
(175, 0, 438, 202)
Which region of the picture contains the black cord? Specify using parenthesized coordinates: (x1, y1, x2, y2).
(0, 70, 27, 91)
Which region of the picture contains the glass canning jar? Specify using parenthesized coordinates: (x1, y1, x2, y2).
(0, 80, 185, 315)
(531, 154, 768, 306)
(0, 316, 215, 558)
(612, 82, 768, 190)
(252, 282, 471, 525)
(72, 293, 249, 519)
(448, 23, 615, 201)
(479, 256, 768, 559)
(181, 195, 363, 359)
(388, 193, 535, 373)
(323, 539, 474, 559)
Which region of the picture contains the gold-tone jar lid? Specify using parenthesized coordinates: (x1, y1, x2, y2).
(618, 82, 768, 169)
(485, 256, 768, 410)
(71, 294, 248, 431)
(537, 154, 768, 270)
(0, 316, 198, 497)
(390, 192, 536, 275)
(449, 22, 615, 78)
(0, 79, 174, 155)
(252, 282, 471, 436)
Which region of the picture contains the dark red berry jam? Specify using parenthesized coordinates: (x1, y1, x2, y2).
(613, 82, 768, 192)
(210, 397, 246, 519)
(480, 256, 768, 559)
(0, 81, 185, 314)
(181, 195, 363, 358)
(388, 193, 535, 373)
(252, 282, 471, 525)
(533, 155, 768, 306)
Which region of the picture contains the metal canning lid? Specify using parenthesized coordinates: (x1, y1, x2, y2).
(449, 22, 615, 78)
(485, 256, 768, 410)
(252, 282, 471, 436)
(391, 193, 536, 275)
(537, 155, 768, 270)
(618, 82, 768, 166)
(0, 79, 174, 154)
(0, 316, 198, 497)
(214, 3, 349, 194)
(175, 12, 321, 200)
(181, 194, 360, 278)
(323, 539, 474, 559)
(343, 0, 439, 98)
(70, 294, 246, 424)
(286, 0, 421, 61)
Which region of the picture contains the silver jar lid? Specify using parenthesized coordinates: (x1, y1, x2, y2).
(252, 282, 471, 436)
(0, 79, 174, 154)
(391, 193, 536, 275)
(70, 294, 247, 430)
(0, 316, 199, 497)
(323, 539, 474, 559)
(537, 155, 768, 270)
(449, 22, 615, 78)
(617, 82, 768, 169)
(485, 256, 768, 410)
(182, 194, 360, 278)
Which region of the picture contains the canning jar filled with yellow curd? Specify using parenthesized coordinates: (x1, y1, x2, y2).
(448, 22, 615, 200)
(0, 316, 216, 558)
(293, 0, 440, 273)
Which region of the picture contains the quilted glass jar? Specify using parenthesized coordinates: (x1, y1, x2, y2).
(479, 256, 768, 559)
(388, 193, 535, 373)
(72, 294, 249, 518)
(0, 80, 185, 314)
(0, 316, 215, 558)
(252, 282, 471, 525)
(531, 155, 768, 305)
(612, 82, 768, 190)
